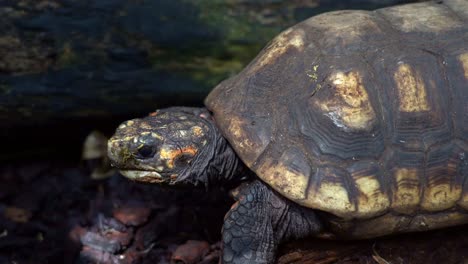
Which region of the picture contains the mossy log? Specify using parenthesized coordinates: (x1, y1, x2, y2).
(0, 0, 419, 159)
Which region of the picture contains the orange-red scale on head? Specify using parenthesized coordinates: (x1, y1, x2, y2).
(160, 146, 199, 168)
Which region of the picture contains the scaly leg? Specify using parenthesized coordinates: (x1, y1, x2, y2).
(221, 180, 323, 264)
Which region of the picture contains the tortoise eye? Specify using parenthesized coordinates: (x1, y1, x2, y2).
(137, 145, 155, 159)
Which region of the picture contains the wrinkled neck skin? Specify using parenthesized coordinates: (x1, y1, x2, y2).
(175, 108, 250, 189)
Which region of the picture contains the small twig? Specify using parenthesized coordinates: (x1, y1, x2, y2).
(372, 243, 391, 264)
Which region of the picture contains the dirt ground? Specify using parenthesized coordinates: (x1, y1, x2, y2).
(1, 160, 467, 264)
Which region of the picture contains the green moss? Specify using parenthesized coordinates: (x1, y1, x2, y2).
(146, 0, 283, 88)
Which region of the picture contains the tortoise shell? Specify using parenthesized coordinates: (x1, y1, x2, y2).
(205, 0, 468, 225)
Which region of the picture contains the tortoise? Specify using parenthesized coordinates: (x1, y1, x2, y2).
(108, 0, 468, 263)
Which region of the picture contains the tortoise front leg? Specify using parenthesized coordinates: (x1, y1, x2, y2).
(221, 180, 323, 264)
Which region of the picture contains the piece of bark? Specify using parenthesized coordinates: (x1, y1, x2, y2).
(113, 202, 152, 226)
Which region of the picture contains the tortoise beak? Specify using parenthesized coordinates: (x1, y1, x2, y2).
(119, 170, 164, 182)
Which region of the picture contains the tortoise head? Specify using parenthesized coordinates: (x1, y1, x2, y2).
(107, 108, 213, 185)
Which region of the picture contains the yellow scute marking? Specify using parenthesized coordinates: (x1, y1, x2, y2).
(307, 182, 355, 218)
(354, 175, 389, 216)
(393, 63, 430, 112)
(227, 117, 257, 166)
(457, 189, 468, 210)
(257, 160, 308, 201)
(421, 182, 461, 211)
(459, 53, 468, 80)
(392, 168, 420, 214)
(317, 71, 376, 131)
(250, 28, 305, 73)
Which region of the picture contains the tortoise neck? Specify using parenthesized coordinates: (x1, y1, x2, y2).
(179, 110, 250, 189)
(207, 129, 250, 188)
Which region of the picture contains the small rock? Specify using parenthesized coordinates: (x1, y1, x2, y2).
(113, 202, 151, 226)
(171, 240, 210, 264)
(80, 231, 122, 253)
(68, 225, 86, 244)
(80, 245, 120, 263)
(98, 214, 127, 233)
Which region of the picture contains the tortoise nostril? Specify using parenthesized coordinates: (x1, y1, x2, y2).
(137, 145, 155, 159)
